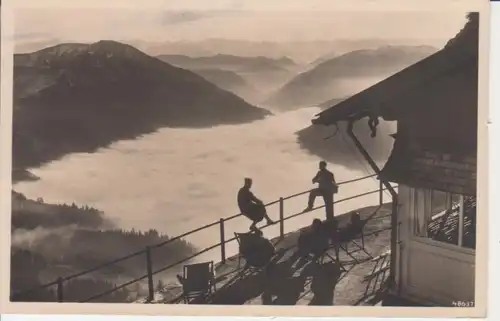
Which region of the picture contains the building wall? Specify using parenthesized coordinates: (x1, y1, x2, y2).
(396, 184, 475, 306)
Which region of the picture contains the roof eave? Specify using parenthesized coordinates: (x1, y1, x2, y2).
(311, 110, 369, 126)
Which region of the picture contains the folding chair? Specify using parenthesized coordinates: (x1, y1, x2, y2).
(234, 232, 248, 269)
(309, 239, 347, 272)
(334, 213, 374, 263)
(181, 261, 217, 304)
(343, 212, 367, 254)
(323, 218, 341, 260)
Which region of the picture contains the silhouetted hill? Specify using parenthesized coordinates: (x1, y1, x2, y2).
(192, 68, 259, 101)
(13, 41, 271, 170)
(11, 192, 196, 302)
(309, 51, 337, 67)
(157, 53, 299, 104)
(267, 45, 438, 109)
(194, 68, 247, 87)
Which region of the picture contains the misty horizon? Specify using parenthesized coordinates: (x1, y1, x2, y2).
(13, 8, 469, 61)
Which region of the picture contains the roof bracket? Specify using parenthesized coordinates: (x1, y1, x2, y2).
(346, 117, 399, 293)
(323, 122, 340, 140)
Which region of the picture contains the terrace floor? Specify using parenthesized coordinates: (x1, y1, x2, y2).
(152, 203, 425, 306)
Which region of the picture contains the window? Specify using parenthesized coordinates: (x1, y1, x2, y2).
(414, 188, 476, 250)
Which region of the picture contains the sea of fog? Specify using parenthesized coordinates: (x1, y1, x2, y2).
(14, 107, 389, 265)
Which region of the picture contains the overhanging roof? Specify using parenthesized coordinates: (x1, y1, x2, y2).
(311, 44, 477, 125)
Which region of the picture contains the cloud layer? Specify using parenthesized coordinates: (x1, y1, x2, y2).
(13, 8, 467, 45)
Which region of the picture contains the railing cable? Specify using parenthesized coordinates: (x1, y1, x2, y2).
(11, 173, 382, 301)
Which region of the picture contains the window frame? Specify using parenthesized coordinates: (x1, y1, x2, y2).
(410, 187, 475, 254)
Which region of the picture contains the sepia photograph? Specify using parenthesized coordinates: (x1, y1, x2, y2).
(1, 0, 490, 317)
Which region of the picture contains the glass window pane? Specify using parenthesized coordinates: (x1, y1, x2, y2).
(427, 190, 459, 245)
(462, 196, 477, 249)
(412, 188, 475, 250)
(413, 189, 427, 237)
(430, 190, 448, 218)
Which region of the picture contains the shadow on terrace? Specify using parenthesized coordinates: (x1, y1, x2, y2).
(156, 203, 423, 306)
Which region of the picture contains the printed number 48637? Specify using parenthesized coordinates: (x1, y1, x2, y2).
(452, 301, 474, 307)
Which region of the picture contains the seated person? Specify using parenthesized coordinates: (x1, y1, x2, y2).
(347, 211, 363, 236)
(297, 219, 330, 260)
(337, 211, 364, 242)
(239, 230, 275, 268)
(237, 178, 275, 232)
(323, 217, 340, 244)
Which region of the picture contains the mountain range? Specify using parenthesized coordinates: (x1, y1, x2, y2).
(124, 38, 446, 64)
(157, 53, 298, 104)
(157, 54, 295, 71)
(187, 68, 258, 101)
(12, 40, 440, 174)
(13, 40, 271, 170)
(266, 45, 438, 109)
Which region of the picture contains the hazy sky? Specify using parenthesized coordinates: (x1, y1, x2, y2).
(13, 6, 468, 45)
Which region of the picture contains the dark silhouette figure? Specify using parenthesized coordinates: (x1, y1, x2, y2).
(309, 261, 342, 305)
(303, 161, 338, 219)
(367, 111, 380, 138)
(323, 217, 341, 262)
(344, 211, 364, 242)
(297, 219, 330, 263)
(261, 257, 314, 305)
(237, 178, 275, 232)
(239, 230, 276, 269)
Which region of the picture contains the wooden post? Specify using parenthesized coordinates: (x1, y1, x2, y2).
(219, 218, 226, 264)
(347, 119, 399, 290)
(379, 179, 384, 205)
(458, 195, 464, 247)
(56, 277, 63, 302)
(279, 197, 284, 238)
(145, 247, 154, 302)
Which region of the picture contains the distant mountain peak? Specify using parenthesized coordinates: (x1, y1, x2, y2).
(267, 44, 439, 109)
(14, 40, 272, 170)
(24, 40, 150, 62)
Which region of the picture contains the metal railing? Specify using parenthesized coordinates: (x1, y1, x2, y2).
(12, 173, 393, 303)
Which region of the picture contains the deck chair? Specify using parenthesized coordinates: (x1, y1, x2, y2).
(332, 212, 374, 264)
(342, 212, 367, 254)
(300, 228, 347, 272)
(234, 232, 275, 277)
(181, 261, 216, 304)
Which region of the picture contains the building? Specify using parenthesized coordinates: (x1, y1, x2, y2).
(311, 13, 479, 306)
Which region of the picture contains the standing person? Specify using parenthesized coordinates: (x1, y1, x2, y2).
(237, 178, 275, 232)
(302, 161, 338, 219)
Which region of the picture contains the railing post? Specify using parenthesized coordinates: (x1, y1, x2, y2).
(56, 277, 63, 302)
(379, 179, 383, 205)
(279, 197, 284, 238)
(219, 218, 226, 264)
(145, 247, 154, 302)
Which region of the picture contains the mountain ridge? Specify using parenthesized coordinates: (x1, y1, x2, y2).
(156, 53, 295, 71)
(266, 45, 438, 109)
(13, 40, 271, 171)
